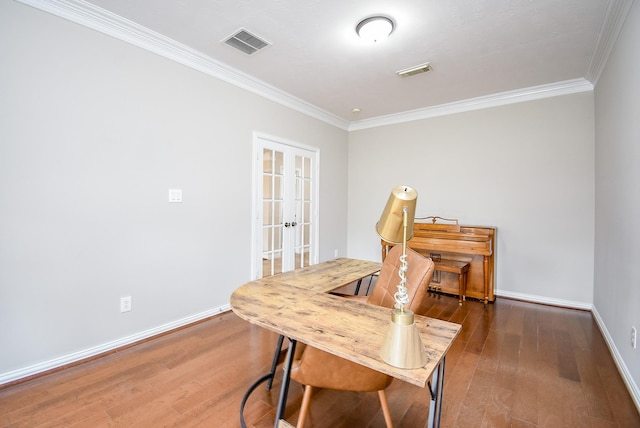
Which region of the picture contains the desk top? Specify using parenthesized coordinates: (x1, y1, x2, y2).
(257, 257, 382, 293)
(231, 258, 461, 387)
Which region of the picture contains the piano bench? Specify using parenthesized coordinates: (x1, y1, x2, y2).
(432, 260, 470, 305)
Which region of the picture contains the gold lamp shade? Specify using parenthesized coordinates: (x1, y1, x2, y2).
(376, 185, 418, 244)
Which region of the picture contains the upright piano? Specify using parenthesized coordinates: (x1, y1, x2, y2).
(382, 217, 496, 303)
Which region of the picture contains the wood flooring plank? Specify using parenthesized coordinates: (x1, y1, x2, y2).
(554, 329, 581, 382)
(377, 380, 417, 425)
(588, 415, 618, 428)
(493, 333, 521, 392)
(289, 389, 361, 428)
(27, 401, 113, 428)
(476, 328, 503, 374)
(509, 418, 537, 428)
(502, 301, 526, 336)
(440, 348, 481, 427)
(509, 308, 539, 425)
(574, 347, 615, 422)
(510, 355, 538, 424)
(344, 387, 388, 428)
(454, 367, 494, 428)
(397, 399, 430, 428)
(465, 305, 496, 355)
(109, 399, 180, 426)
(480, 385, 513, 427)
(535, 316, 566, 428)
(438, 330, 467, 377)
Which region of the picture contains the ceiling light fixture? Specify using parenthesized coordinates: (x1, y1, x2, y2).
(356, 16, 394, 42)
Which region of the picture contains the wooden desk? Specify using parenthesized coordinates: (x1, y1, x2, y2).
(231, 258, 461, 428)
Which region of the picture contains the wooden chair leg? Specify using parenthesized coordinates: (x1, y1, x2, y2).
(378, 390, 394, 428)
(297, 385, 313, 428)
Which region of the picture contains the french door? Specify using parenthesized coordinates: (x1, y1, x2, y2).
(253, 135, 318, 279)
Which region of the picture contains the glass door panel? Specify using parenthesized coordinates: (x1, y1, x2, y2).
(261, 148, 285, 276)
(293, 154, 313, 269)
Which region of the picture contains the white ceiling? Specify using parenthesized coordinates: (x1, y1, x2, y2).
(65, 0, 614, 124)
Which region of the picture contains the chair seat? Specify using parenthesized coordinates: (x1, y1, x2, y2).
(291, 345, 393, 392)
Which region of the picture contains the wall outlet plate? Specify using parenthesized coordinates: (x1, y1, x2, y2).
(120, 296, 132, 313)
(168, 189, 183, 203)
(632, 326, 637, 349)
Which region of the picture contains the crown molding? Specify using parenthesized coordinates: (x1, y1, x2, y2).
(586, 0, 634, 85)
(348, 78, 594, 131)
(16, 0, 351, 130)
(17, 0, 618, 133)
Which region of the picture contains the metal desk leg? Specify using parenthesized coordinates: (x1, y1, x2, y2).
(354, 278, 363, 295)
(266, 335, 285, 390)
(274, 339, 297, 428)
(240, 335, 285, 428)
(427, 357, 446, 428)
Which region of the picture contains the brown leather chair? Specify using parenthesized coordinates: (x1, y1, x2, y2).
(289, 245, 435, 427)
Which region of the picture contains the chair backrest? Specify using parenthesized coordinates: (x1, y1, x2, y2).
(366, 245, 434, 316)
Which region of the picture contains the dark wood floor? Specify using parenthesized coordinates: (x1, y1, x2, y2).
(1, 290, 639, 427)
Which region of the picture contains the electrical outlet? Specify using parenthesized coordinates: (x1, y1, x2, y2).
(168, 189, 182, 203)
(632, 326, 637, 350)
(120, 296, 132, 313)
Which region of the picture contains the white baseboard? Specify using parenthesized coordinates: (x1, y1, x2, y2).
(0, 304, 231, 387)
(592, 306, 640, 413)
(495, 289, 593, 310)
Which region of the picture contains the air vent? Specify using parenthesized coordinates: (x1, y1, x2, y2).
(223, 29, 270, 55)
(396, 63, 432, 77)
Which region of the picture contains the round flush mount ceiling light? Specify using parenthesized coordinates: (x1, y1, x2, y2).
(356, 16, 394, 42)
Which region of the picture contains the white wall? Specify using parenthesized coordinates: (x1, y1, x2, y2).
(347, 93, 595, 307)
(593, 0, 640, 406)
(0, 1, 348, 379)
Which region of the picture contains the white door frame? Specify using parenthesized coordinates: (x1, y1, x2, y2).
(251, 132, 320, 280)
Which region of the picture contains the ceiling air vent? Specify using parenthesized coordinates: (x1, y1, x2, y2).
(223, 29, 270, 55)
(396, 63, 432, 77)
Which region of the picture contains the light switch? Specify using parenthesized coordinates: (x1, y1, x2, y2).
(168, 189, 183, 203)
